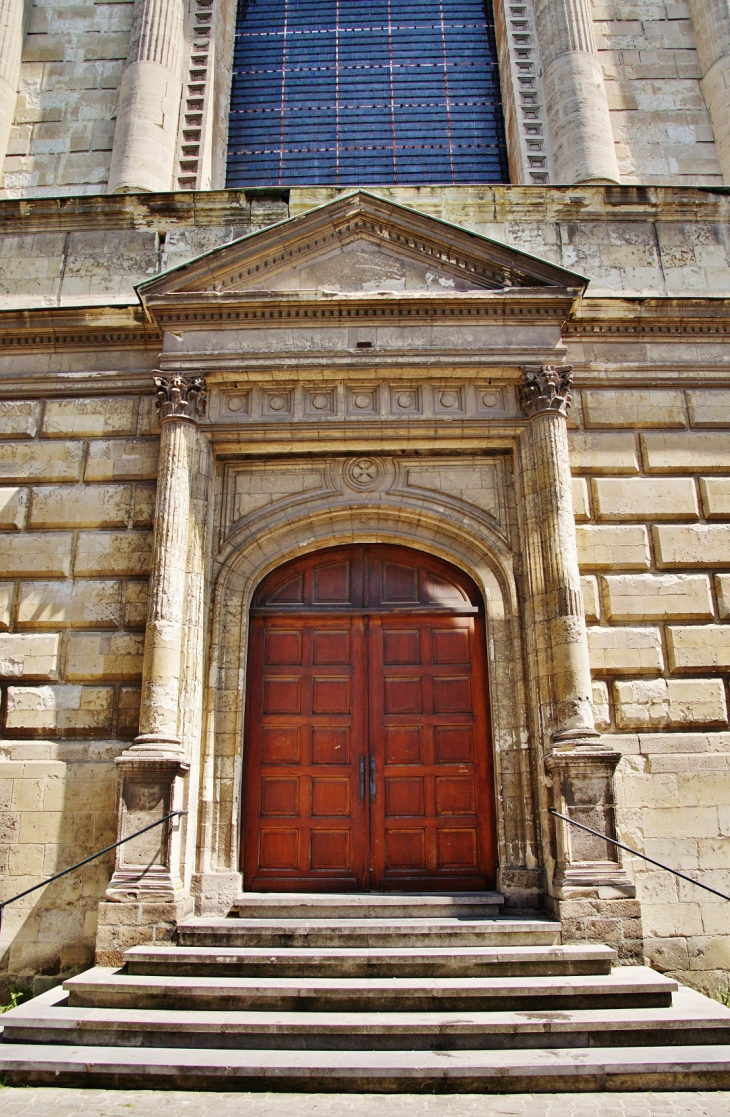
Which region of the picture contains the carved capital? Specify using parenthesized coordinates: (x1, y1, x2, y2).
(153, 373, 207, 423)
(520, 364, 573, 418)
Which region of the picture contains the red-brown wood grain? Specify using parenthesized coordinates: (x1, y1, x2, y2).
(242, 545, 496, 892)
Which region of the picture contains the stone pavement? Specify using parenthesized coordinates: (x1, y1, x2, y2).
(0, 1091, 729, 1116)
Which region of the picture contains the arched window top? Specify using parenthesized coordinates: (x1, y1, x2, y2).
(226, 0, 509, 187)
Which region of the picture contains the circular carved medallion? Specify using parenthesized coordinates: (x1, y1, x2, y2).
(344, 456, 383, 491)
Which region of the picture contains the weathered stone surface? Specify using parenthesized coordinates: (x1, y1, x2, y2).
(0, 582, 11, 629)
(5, 684, 115, 735)
(568, 432, 639, 473)
(581, 575, 600, 623)
(614, 678, 728, 729)
(652, 524, 730, 568)
(572, 476, 590, 521)
(0, 441, 83, 483)
(666, 625, 730, 672)
(642, 432, 730, 473)
(583, 390, 686, 429)
(0, 402, 40, 439)
(65, 631, 144, 681)
(84, 439, 159, 482)
(74, 532, 153, 577)
(29, 484, 133, 529)
(0, 486, 28, 530)
(0, 633, 59, 679)
(576, 524, 651, 570)
(601, 574, 714, 621)
(592, 477, 698, 521)
(17, 581, 122, 629)
(699, 477, 730, 519)
(716, 574, 730, 619)
(42, 398, 138, 438)
(587, 626, 664, 675)
(0, 533, 73, 577)
(687, 389, 730, 428)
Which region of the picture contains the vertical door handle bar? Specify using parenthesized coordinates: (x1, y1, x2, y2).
(369, 755, 376, 802)
(360, 756, 365, 802)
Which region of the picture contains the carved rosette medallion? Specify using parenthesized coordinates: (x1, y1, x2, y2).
(154, 373, 207, 423)
(519, 365, 573, 418)
(343, 456, 383, 491)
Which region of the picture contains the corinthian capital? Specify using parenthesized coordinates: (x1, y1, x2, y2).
(520, 365, 573, 418)
(153, 373, 207, 423)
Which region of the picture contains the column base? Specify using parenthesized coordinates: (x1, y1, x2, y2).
(95, 895, 194, 968)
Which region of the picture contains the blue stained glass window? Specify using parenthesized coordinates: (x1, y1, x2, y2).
(226, 0, 509, 186)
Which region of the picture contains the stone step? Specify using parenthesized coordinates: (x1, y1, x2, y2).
(123, 943, 615, 979)
(1, 1039, 730, 1092)
(64, 965, 676, 1013)
(4, 985, 729, 1053)
(231, 892, 505, 920)
(178, 916, 561, 949)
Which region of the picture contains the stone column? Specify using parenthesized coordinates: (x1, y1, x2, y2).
(107, 0, 185, 193)
(534, 0, 620, 184)
(688, 1, 730, 184)
(97, 374, 206, 964)
(0, 0, 24, 177)
(519, 366, 640, 960)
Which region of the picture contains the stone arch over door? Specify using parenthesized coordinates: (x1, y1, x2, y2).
(195, 497, 540, 911)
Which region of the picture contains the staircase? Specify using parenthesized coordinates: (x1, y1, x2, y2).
(2, 892, 730, 1092)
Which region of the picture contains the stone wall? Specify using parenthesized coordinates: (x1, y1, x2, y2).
(568, 386, 730, 995)
(0, 394, 158, 998)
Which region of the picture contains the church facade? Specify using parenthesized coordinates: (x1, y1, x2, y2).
(0, 0, 729, 1004)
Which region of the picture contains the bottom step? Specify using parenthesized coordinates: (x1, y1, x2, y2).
(1, 1042, 730, 1092)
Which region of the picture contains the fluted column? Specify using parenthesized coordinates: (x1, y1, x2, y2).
(108, 0, 185, 193)
(0, 0, 24, 178)
(104, 374, 206, 908)
(688, 1, 730, 184)
(519, 367, 636, 918)
(534, 0, 620, 184)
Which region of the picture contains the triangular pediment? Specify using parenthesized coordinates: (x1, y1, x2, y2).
(138, 191, 586, 302)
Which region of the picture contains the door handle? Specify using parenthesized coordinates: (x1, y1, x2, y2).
(369, 755, 376, 802)
(360, 756, 366, 802)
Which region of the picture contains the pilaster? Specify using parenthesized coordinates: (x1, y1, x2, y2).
(518, 365, 641, 959)
(108, 0, 186, 193)
(0, 0, 24, 181)
(688, 1, 730, 185)
(97, 374, 206, 964)
(533, 0, 619, 184)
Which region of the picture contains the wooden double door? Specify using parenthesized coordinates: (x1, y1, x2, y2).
(242, 545, 496, 892)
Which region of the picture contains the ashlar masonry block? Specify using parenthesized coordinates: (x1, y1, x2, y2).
(587, 626, 664, 675)
(65, 631, 144, 681)
(716, 575, 730, 619)
(582, 575, 600, 623)
(29, 485, 133, 529)
(687, 390, 730, 428)
(0, 584, 12, 629)
(17, 581, 123, 629)
(0, 633, 59, 679)
(572, 476, 590, 521)
(642, 432, 730, 473)
(42, 398, 138, 438)
(0, 487, 29, 530)
(601, 574, 714, 621)
(74, 532, 152, 577)
(653, 524, 730, 568)
(84, 439, 159, 482)
(0, 533, 73, 577)
(614, 678, 728, 730)
(0, 402, 41, 440)
(0, 441, 84, 483)
(699, 478, 730, 520)
(592, 477, 698, 521)
(5, 685, 115, 736)
(592, 680, 610, 730)
(568, 431, 640, 473)
(576, 524, 651, 570)
(583, 390, 687, 429)
(667, 625, 730, 672)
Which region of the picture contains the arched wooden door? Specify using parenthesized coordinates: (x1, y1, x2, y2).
(242, 544, 496, 892)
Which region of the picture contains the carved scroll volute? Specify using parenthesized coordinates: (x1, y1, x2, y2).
(519, 364, 573, 419)
(153, 373, 207, 423)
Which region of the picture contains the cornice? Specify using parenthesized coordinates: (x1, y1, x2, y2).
(0, 305, 160, 351)
(565, 297, 730, 339)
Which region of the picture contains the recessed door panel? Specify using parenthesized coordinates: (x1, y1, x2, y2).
(243, 545, 495, 893)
